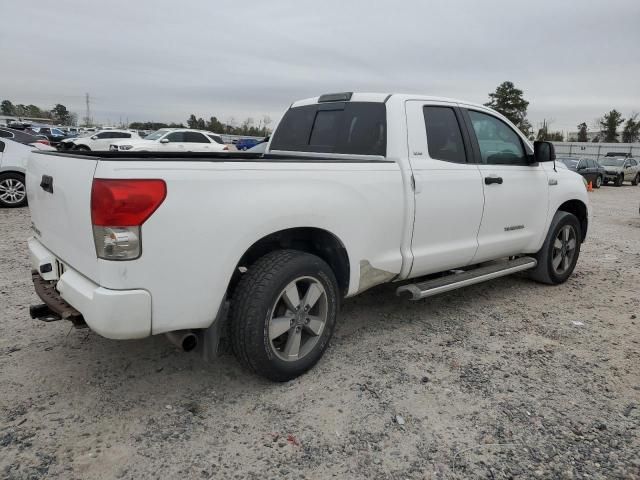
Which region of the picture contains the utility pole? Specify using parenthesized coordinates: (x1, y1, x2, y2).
(84, 92, 91, 127)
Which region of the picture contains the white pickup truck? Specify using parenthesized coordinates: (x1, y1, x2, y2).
(26, 92, 589, 381)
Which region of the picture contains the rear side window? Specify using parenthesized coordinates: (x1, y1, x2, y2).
(207, 134, 223, 144)
(0, 140, 4, 152)
(423, 106, 467, 163)
(184, 132, 209, 143)
(270, 102, 386, 156)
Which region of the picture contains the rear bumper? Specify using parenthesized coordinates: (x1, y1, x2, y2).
(28, 236, 152, 339)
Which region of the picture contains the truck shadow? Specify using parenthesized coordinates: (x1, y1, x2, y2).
(29, 272, 540, 399)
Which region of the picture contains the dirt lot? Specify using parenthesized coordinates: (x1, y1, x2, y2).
(1, 186, 639, 479)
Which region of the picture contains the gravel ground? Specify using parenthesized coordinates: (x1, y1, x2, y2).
(1, 186, 639, 480)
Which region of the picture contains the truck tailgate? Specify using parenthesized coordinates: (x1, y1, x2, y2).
(26, 152, 100, 282)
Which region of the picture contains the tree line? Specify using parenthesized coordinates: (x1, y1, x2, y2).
(1, 99, 76, 125)
(485, 81, 640, 143)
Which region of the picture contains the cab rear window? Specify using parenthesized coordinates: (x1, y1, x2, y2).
(270, 102, 386, 156)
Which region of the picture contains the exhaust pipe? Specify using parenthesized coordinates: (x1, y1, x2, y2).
(165, 330, 198, 352)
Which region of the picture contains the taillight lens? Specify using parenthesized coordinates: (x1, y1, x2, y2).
(91, 179, 166, 260)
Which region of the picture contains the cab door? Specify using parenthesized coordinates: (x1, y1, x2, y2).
(405, 101, 484, 277)
(461, 108, 549, 262)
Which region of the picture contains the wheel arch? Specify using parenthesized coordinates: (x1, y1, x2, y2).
(557, 199, 588, 242)
(229, 227, 351, 298)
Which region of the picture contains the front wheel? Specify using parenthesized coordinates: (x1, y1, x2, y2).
(594, 175, 603, 188)
(528, 211, 581, 285)
(0, 172, 27, 208)
(614, 174, 624, 186)
(632, 173, 639, 186)
(230, 250, 339, 381)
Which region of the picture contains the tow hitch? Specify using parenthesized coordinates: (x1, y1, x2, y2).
(30, 270, 87, 328)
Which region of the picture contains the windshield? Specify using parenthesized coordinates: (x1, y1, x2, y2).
(51, 128, 66, 136)
(144, 129, 169, 140)
(559, 158, 579, 169)
(601, 158, 625, 167)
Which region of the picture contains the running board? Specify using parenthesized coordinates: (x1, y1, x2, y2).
(396, 256, 537, 301)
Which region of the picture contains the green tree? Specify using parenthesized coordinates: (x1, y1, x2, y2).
(187, 114, 198, 129)
(1, 100, 14, 116)
(621, 114, 640, 143)
(206, 116, 225, 133)
(599, 110, 624, 142)
(196, 117, 206, 130)
(577, 122, 588, 142)
(51, 104, 71, 124)
(485, 81, 532, 135)
(536, 120, 563, 141)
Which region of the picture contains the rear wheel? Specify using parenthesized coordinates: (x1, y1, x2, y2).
(0, 172, 27, 208)
(594, 175, 603, 188)
(529, 211, 581, 285)
(632, 173, 639, 186)
(230, 250, 339, 381)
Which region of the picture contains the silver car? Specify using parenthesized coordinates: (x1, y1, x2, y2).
(600, 154, 640, 186)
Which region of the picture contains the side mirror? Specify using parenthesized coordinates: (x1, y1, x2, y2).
(160, 138, 170, 144)
(91, 135, 98, 140)
(533, 141, 556, 163)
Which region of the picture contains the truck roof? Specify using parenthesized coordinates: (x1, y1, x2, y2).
(291, 92, 490, 111)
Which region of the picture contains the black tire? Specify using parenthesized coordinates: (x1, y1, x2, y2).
(74, 145, 90, 151)
(0, 172, 27, 208)
(230, 249, 339, 382)
(632, 173, 639, 186)
(528, 211, 581, 285)
(594, 175, 603, 188)
(614, 174, 624, 187)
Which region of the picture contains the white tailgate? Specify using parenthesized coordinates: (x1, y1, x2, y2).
(26, 152, 100, 281)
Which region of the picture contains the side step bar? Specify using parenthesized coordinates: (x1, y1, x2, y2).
(396, 256, 537, 301)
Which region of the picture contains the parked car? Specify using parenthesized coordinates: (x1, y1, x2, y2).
(60, 129, 141, 151)
(558, 157, 605, 188)
(26, 92, 589, 381)
(0, 139, 54, 207)
(109, 129, 228, 152)
(235, 138, 263, 151)
(28, 126, 74, 147)
(246, 137, 270, 153)
(0, 127, 51, 147)
(599, 155, 640, 186)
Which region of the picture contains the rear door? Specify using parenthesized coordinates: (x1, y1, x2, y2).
(461, 108, 549, 262)
(26, 151, 100, 281)
(405, 101, 484, 276)
(183, 131, 213, 151)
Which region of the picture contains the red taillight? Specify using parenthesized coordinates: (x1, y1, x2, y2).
(223, 145, 229, 151)
(91, 179, 166, 226)
(37, 139, 50, 145)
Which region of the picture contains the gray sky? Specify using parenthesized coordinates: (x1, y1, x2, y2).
(2, 0, 639, 133)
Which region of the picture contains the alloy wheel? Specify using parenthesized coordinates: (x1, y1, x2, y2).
(268, 276, 328, 362)
(551, 225, 577, 275)
(0, 178, 26, 205)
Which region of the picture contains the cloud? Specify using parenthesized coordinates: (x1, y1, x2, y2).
(1, 0, 638, 132)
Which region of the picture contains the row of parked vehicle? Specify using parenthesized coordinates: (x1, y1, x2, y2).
(558, 152, 640, 187)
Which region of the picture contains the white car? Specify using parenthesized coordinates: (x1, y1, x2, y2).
(109, 129, 228, 152)
(26, 92, 589, 381)
(60, 129, 140, 152)
(0, 138, 55, 207)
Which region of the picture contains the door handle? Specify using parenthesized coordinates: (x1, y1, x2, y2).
(484, 176, 503, 185)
